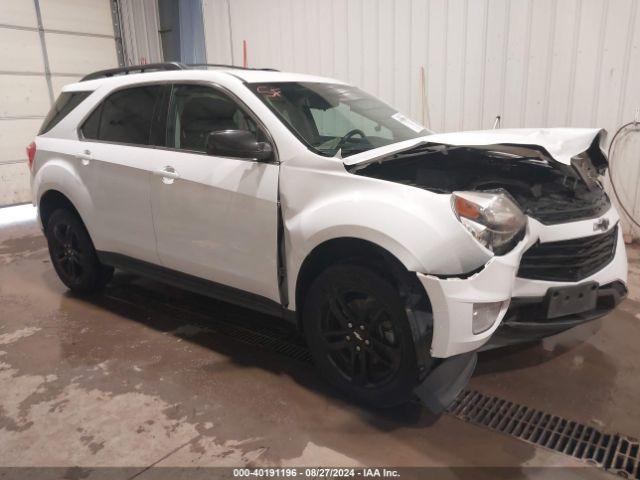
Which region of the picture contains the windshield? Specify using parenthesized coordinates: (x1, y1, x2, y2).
(248, 82, 431, 157)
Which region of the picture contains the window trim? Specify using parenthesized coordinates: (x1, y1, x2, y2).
(76, 80, 279, 165)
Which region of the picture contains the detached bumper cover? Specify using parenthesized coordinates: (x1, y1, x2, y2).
(413, 351, 477, 414)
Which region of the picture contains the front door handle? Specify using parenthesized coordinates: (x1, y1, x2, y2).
(154, 166, 180, 184)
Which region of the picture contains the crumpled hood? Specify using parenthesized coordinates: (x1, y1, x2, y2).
(343, 127, 606, 167)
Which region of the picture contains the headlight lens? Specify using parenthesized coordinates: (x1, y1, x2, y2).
(451, 190, 526, 255)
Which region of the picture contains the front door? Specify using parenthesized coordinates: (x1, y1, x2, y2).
(150, 84, 280, 302)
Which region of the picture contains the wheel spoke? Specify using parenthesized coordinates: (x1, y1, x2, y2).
(323, 329, 349, 339)
(69, 258, 79, 278)
(368, 347, 393, 367)
(368, 308, 385, 327)
(370, 338, 398, 364)
(345, 348, 356, 377)
(327, 294, 354, 328)
(53, 224, 68, 244)
(72, 257, 84, 276)
(326, 339, 350, 351)
(352, 350, 368, 386)
(70, 232, 81, 250)
(60, 257, 72, 275)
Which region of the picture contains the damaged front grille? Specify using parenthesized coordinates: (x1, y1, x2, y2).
(517, 225, 618, 282)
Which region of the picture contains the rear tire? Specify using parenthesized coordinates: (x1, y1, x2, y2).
(45, 209, 113, 293)
(303, 264, 420, 407)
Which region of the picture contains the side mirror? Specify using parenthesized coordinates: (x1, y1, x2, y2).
(205, 130, 273, 161)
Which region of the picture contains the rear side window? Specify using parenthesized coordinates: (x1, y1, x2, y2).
(81, 85, 165, 146)
(39, 91, 91, 135)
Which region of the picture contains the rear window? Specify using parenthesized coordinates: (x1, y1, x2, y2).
(39, 91, 91, 135)
(80, 85, 166, 146)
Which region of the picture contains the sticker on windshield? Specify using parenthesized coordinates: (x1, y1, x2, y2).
(391, 112, 424, 133)
(256, 86, 282, 98)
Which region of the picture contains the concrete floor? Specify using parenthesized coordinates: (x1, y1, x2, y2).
(1, 205, 639, 478)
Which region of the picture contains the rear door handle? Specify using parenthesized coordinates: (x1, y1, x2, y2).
(76, 150, 91, 166)
(154, 166, 180, 183)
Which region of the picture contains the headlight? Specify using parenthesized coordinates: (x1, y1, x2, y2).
(451, 190, 526, 255)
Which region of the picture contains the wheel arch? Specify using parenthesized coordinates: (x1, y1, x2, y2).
(294, 237, 431, 327)
(39, 189, 84, 228)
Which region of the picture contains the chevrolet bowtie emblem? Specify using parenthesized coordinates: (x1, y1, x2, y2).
(593, 218, 610, 232)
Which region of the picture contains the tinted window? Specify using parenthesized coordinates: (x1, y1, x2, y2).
(81, 103, 101, 140)
(167, 84, 258, 153)
(39, 91, 91, 135)
(81, 85, 165, 145)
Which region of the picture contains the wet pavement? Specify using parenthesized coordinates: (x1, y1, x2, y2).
(0, 205, 638, 477)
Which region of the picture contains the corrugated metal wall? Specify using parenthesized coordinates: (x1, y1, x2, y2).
(118, 0, 163, 65)
(0, 0, 119, 206)
(202, 0, 640, 238)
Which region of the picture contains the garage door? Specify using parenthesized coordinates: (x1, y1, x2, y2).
(0, 0, 120, 206)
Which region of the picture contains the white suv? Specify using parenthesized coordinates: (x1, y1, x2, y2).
(30, 63, 628, 412)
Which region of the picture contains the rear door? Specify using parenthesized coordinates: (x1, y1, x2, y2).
(150, 83, 280, 302)
(79, 84, 170, 264)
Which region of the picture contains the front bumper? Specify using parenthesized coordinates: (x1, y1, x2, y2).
(483, 280, 627, 349)
(417, 206, 628, 358)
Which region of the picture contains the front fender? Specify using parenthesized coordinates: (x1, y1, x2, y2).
(284, 191, 490, 310)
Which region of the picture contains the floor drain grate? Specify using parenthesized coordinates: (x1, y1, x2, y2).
(448, 390, 640, 479)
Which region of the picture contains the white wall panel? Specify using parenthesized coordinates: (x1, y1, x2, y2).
(45, 33, 118, 74)
(200, 0, 640, 238)
(0, 119, 43, 162)
(39, 0, 115, 36)
(0, 28, 45, 73)
(0, 0, 117, 206)
(0, 163, 30, 206)
(0, 1, 38, 28)
(0, 75, 50, 118)
(50, 75, 82, 96)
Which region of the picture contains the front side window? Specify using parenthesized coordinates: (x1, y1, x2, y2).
(167, 84, 258, 153)
(81, 85, 165, 145)
(249, 82, 430, 157)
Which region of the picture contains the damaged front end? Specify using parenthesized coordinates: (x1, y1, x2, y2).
(343, 128, 617, 413)
(347, 132, 610, 226)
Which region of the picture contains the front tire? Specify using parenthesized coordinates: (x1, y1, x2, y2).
(45, 209, 113, 293)
(303, 264, 420, 407)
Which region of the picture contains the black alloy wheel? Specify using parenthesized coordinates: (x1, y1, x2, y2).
(45, 209, 113, 293)
(321, 287, 402, 387)
(303, 264, 419, 407)
(50, 220, 85, 282)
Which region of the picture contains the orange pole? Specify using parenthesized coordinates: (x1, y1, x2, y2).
(242, 40, 247, 68)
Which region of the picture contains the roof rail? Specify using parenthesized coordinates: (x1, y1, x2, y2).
(185, 63, 280, 72)
(80, 62, 185, 81)
(80, 62, 280, 82)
